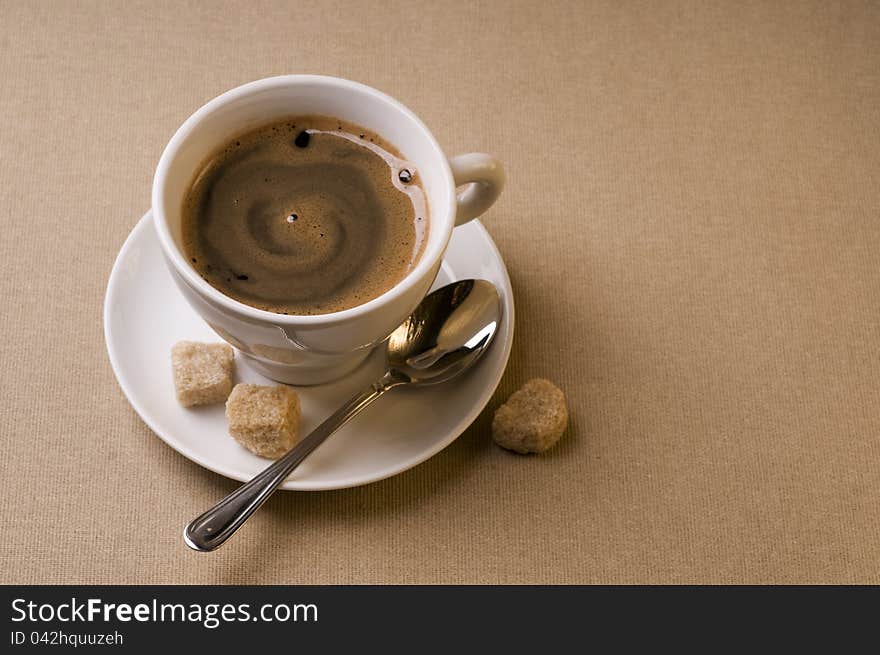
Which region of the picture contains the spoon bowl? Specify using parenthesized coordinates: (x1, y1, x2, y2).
(387, 279, 501, 385)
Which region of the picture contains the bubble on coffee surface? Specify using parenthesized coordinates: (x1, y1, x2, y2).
(398, 168, 413, 184)
(286, 213, 298, 223)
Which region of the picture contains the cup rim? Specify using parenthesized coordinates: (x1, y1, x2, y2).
(152, 74, 455, 326)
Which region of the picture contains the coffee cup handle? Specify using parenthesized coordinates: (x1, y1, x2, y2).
(449, 153, 505, 225)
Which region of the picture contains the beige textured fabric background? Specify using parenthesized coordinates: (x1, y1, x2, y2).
(1, 0, 878, 584)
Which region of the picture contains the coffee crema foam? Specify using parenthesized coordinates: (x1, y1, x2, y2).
(181, 115, 428, 315)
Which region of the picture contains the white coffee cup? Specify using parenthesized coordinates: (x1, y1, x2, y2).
(153, 75, 504, 385)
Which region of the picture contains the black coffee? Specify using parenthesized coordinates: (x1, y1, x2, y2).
(181, 115, 428, 315)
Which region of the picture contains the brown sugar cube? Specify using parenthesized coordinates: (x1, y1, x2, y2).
(171, 341, 234, 407)
(225, 384, 301, 459)
(492, 379, 568, 454)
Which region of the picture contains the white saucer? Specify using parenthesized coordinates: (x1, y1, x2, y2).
(104, 212, 514, 490)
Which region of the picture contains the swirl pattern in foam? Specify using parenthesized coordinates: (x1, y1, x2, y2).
(181, 115, 429, 315)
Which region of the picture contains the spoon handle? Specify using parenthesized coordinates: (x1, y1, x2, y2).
(184, 371, 403, 552)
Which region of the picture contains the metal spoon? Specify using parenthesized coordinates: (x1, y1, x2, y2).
(184, 279, 502, 552)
